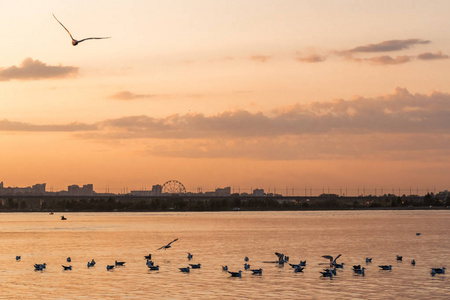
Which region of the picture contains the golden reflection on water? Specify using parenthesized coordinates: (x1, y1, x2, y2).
(0, 211, 449, 299)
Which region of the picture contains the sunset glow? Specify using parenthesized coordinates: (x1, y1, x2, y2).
(1, 0, 449, 193)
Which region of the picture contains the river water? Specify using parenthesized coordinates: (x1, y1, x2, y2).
(0, 210, 448, 299)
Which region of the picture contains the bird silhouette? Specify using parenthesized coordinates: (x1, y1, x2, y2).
(53, 14, 110, 46)
(322, 254, 342, 267)
(189, 263, 201, 269)
(157, 238, 178, 250)
(251, 268, 262, 275)
(228, 270, 242, 277)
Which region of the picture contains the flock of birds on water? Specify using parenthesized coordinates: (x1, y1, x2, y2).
(15, 233, 447, 279)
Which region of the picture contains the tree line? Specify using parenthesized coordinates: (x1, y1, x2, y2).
(0, 193, 447, 212)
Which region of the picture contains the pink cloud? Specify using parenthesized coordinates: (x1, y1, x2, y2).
(0, 58, 78, 81)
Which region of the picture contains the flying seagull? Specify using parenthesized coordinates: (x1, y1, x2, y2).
(157, 238, 179, 250)
(53, 14, 110, 46)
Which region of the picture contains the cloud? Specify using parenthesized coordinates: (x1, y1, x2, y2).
(417, 51, 449, 60)
(142, 134, 450, 160)
(4, 88, 450, 160)
(367, 55, 412, 65)
(5, 88, 450, 138)
(250, 55, 271, 63)
(109, 90, 157, 100)
(108, 90, 205, 100)
(0, 58, 78, 81)
(296, 54, 326, 63)
(73, 88, 450, 141)
(0, 119, 95, 132)
(347, 39, 430, 53)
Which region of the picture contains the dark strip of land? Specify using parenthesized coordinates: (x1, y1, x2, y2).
(0, 193, 446, 212)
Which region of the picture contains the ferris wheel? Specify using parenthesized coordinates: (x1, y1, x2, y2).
(162, 180, 186, 194)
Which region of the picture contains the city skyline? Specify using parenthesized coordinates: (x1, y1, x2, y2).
(1, 179, 447, 198)
(1, 1, 450, 191)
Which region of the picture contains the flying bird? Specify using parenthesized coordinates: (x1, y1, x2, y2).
(53, 14, 110, 46)
(157, 238, 178, 250)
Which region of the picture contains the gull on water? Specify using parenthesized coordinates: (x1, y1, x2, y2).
(431, 267, 446, 276)
(293, 265, 304, 273)
(320, 269, 334, 278)
(289, 262, 306, 270)
(275, 252, 289, 264)
(322, 254, 342, 267)
(157, 238, 179, 250)
(251, 268, 262, 275)
(275, 252, 284, 261)
(323, 268, 337, 276)
(179, 266, 190, 273)
(62, 265, 72, 271)
(222, 265, 228, 271)
(244, 263, 250, 270)
(106, 265, 115, 271)
(53, 14, 110, 46)
(379, 265, 392, 270)
(144, 254, 152, 260)
(34, 263, 46, 271)
(115, 260, 126, 267)
(366, 258, 372, 263)
(87, 259, 96, 268)
(67, 257, 71, 263)
(189, 263, 201, 269)
(16, 256, 21, 261)
(290, 261, 306, 268)
(187, 253, 193, 260)
(148, 265, 159, 271)
(228, 270, 242, 277)
(353, 267, 365, 276)
(396, 255, 402, 261)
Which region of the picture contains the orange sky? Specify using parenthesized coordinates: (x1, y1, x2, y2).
(1, 1, 449, 194)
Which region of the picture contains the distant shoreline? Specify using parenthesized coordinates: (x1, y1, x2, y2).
(0, 206, 448, 213)
(0, 193, 447, 212)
